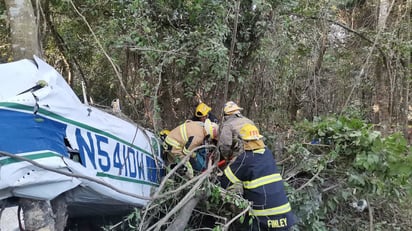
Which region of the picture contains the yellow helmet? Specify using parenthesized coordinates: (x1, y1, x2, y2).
(159, 129, 170, 136)
(223, 101, 243, 115)
(204, 118, 219, 139)
(195, 102, 212, 117)
(239, 124, 263, 141)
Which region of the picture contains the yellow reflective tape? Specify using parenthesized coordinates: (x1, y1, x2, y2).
(179, 123, 188, 142)
(183, 147, 196, 157)
(253, 148, 265, 154)
(208, 124, 214, 139)
(250, 202, 292, 216)
(183, 147, 191, 155)
(243, 173, 282, 189)
(224, 166, 241, 185)
(165, 136, 181, 149)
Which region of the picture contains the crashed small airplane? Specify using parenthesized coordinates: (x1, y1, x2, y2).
(0, 56, 164, 218)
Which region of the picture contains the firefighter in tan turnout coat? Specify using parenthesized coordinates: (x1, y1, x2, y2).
(164, 119, 218, 178)
(217, 101, 255, 159)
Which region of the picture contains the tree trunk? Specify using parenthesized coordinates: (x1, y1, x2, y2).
(51, 194, 68, 231)
(377, 0, 390, 30)
(404, 0, 412, 140)
(374, 0, 390, 125)
(19, 199, 55, 231)
(165, 196, 200, 231)
(5, 0, 41, 59)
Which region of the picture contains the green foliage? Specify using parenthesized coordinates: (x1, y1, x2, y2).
(205, 182, 251, 225)
(212, 225, 222, 231)
(124, 208, 141, 230)
(4, 0, 408, 131)
(42, 0, 299, 128)
(286, 115, 412, 230)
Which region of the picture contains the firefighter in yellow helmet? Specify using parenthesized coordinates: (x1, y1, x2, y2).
(218, 124, 296, 230)
(164, 119, 219, 178)
(217, 101, 255, 159)
(192, 102, 219, 123)
(159, 129, 170, 142)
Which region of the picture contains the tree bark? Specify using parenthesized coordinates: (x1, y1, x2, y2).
(51, 194, 68, 231)
(19, 199, 55, 231)
(5, 0, 42, 59)
(404, 0, 412, 140)
(374, 0, 391, 125)
(165, 196, 200, 231)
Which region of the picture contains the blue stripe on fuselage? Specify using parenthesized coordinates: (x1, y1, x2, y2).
(0, 108, 68, 156)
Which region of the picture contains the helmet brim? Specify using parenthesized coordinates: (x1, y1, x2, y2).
(244, 140, 265, 150)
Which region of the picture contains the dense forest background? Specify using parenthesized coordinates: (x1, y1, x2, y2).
(1, 0, 412, 230)
(1, 0, 410, 132)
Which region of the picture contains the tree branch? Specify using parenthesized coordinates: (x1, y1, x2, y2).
(149, 168, 214, 231)
(296, 167, 322, 191)
(290, 14, 388, 59)
(222, 203, 251, 231)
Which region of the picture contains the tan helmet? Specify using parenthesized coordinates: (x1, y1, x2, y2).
(239, 124, 263, 140)
(195, 102, 212, 118)
(223, 101, 243, 115)
(204, 118, 219, 139)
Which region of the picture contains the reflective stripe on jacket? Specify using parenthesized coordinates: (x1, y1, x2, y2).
(219, 147, 296, 230)
(165, 120, 206, 163)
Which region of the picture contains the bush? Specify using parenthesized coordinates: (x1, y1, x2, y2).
(284, 116, 412, 230)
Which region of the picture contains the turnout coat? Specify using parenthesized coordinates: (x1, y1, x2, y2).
(219, 147, 296, 230)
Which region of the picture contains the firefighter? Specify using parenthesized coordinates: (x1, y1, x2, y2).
(218, 124, 296, 231)
(217, 101, 255, 159)
(192, 102, 219, 123)
(165, 119, 219, 178)
(159, 129, 170, 142)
